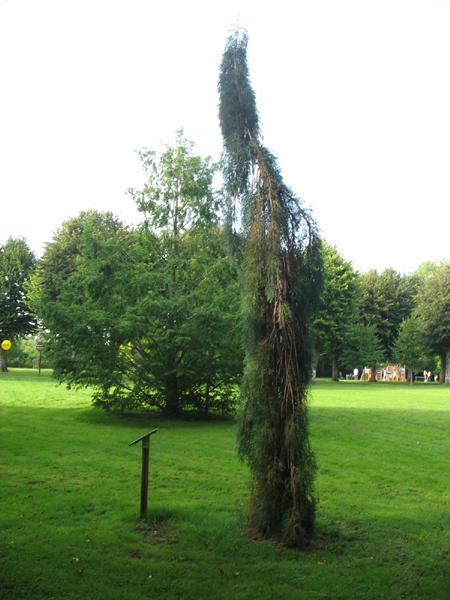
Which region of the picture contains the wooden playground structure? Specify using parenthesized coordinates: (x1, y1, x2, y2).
(360, 365, 407, 381)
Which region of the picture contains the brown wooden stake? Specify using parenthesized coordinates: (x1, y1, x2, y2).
(129, 429, 158, 517)
(140, 436, 150, 516)
(36, 345, 44, 376)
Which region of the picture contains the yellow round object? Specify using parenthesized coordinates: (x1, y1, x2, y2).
(1, 339, 12, 351)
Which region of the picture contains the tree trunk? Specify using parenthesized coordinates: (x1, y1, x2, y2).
(311, 344, 321, 383)
(409, 367, 413, 385)
(204, 380, 210, 417)
(164, 383, 180, 416)
(370, 367, 377, 382)
(0, 348, 7, 372)
(331, 353, 339, 381)
(440, 352, 446, 383)
(445, 349, 450, 385)
(163, 353, 181, 416)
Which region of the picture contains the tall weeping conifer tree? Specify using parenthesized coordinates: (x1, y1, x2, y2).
(219, 29, 323, 546)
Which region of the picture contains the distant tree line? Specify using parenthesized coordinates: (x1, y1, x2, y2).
(2, 165, 450, 385)
(312, 244, 450, 384)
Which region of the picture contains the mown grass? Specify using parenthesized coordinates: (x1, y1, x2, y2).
(1, 369, 449, 599)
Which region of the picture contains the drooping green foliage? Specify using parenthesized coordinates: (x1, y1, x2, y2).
(218, 31, 260, 201)
(0, 237, 36, 371)
(219, 29, 322, 546)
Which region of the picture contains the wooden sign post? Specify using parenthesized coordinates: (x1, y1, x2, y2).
(36, 345, 44, 376)
(128, 428, 159, 517)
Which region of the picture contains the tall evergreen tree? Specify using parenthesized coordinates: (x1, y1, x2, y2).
(359, 268, 417, 361)
(219, 29, 322, 546)
(311, 241, 359, 381)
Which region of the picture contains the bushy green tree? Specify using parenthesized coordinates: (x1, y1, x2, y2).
(414, 260, 443, 281)
(33, 210, 123, 304)
(126, 131, 242, 415)
(341, 321, 385, 380)
(393, 315, 434, 384)
(219, 29, 322, 547)
(359, 268, 418, 361)
(29, 210, 128, 381)
(31, 137, 243, 416)
(0, 237, 36, 371)
(311, 242, 359, 381)
(413, 262, 450, 383)
(130, 129, 220, 238)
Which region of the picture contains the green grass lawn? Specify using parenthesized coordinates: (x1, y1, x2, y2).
(1, 370, 449, 599)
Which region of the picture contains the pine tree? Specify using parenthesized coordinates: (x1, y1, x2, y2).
(311, 241, 359, 381)
(218, 29, 322, 546)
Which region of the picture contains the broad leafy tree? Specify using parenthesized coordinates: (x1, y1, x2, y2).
(0, 237, 36, 371)
(393, 315, 434, 384)
(32, 210, 123, 303)
(414, 260, 443, 281)
(311, 242, 359, 381)
(219, 29, 322, 547)
(29, 210, 128, 379)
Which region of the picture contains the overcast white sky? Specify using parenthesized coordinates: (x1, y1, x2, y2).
(1, 0, 449, 274)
